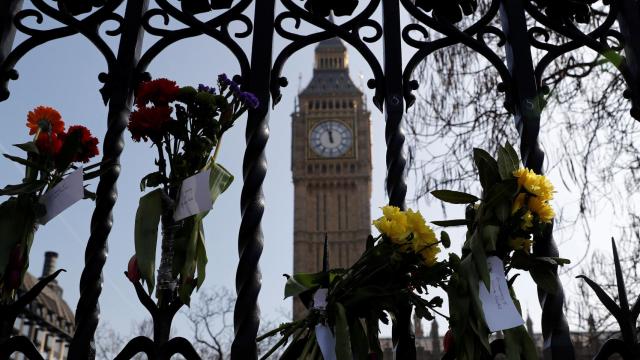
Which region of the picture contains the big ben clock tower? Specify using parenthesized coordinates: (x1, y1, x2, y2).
(291, 37, 372, 317)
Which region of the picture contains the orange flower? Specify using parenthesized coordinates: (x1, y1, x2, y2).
(26, 106, 65, 136)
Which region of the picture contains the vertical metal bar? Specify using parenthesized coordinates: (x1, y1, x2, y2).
(0, 0, 23, 102)
(498, 1, 575, 359)
(230, 0, 275, 358)
(617, 0, 640, 119)
(381, 0, 414, 358)
(67, 1, 149, 358)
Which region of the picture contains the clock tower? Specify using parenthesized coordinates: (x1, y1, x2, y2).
(291, 37, 372, 317)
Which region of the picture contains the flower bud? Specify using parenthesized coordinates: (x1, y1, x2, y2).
(127, 255, 141, 283)
(443, 329, 454, 354)
(6, 269, 22, 290)
(8, 245, 25, 270)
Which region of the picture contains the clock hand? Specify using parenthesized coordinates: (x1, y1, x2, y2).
(328, 123, 334, 144)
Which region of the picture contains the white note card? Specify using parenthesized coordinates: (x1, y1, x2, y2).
(39, 167, 84, 224)
(315, 324, 337, 360)
(478, 256, 525, 332)
(173, 170, 213, 221)
(313, 289, 336, 360)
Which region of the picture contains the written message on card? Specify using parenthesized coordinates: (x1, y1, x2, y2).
(478, 256, 525, 332)
(39, 167, 84, 224)
(173, 170, 213, 222)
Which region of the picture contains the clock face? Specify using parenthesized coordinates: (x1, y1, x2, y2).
(310, 120, 353, 158)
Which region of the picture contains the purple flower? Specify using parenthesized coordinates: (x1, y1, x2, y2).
(198, 83, 216, 94)
(239, 91, 260, 109)
(218, 73, 241, 96)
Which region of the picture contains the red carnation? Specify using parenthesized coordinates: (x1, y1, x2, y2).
(65, 125, 100, 163)
(128, 106, 173, 142)
(127, 255, 141, 283)
(36, 132, 63, 156)
(136, 78, 180, 107)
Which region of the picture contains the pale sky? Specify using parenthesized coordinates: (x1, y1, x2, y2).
(0, 1, 630, 350)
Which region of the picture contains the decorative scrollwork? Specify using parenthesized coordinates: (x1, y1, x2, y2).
(272, 0, 385, 110)
(523, 0, 638, 115)
(136, 0, 253, 85)
(400, 0, 513, 110)
(0, 0, 124, 102)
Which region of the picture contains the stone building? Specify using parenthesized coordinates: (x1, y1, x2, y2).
(291, 34, 372, 317)
(11, 252, 74, 360)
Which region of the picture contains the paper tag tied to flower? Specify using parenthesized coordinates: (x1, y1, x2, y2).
(313, 288, 337, 360)
(173, 166, 233, 222)
(39, 167, 84, 225)
(478, 256, 525, 332)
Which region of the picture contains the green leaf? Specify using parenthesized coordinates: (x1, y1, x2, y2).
(207, 163, 234, 203)
(134, 189, 163, 294)
(504, 325, 538, 360)
(195, 224, 207, 289)
(139, 172, 166, 192)
(473, 148, 500, 190)
(13, 141, 39, 154)
(481, 225, 500, 252)
(334, 302, 352, 360)
(2, 154, 47, 171)
(0, 180, 47, 196)
(0, 197, 36, 285)
(440, 231, 451, 248)
(431, 219, 469, 227)
(431, 190, 479, 204)
(470, 231, 490, 290)
(497, 143, 521, 180)
(349, 318, 369, 360)
(284, 272, 324, 299)
(481, 179, 518, 220)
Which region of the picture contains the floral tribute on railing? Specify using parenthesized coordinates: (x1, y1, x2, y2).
(258, 207, 451, 359)
(432, 143, 569, 360)
(0, 106, 102, 342)
(119, 75, 257, 357)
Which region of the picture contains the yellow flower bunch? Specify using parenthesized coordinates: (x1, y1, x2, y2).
(373, 206, 440, 266)
(511, 169, 555, 232)
(512, 168, 554, 201)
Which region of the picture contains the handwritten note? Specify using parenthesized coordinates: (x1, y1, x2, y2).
(313, 289, 336, 360)
(173, 170, 213, 221)
(39, 167, 84, 224)
(478, 256, 525, 332)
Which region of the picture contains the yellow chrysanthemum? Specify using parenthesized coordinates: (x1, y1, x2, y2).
(528, 196, 555, 223)
(373, 206, 410, 243)
(512, 168, 554, 201)
(509, 237, 533, 253)
(521, 211, 534, 230)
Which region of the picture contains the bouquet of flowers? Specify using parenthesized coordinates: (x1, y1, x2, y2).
(259, 206, 451, 360)
(125, 75, 258, 305)
(431, 143, 569, 359)
(0, 106, 101, 300)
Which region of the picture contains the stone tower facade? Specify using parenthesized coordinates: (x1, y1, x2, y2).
(291, 37, 372, 317)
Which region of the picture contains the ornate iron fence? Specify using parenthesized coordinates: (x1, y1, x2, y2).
(1, 0, 639, 359)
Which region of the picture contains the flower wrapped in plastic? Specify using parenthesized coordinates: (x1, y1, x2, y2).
(430, 143, 570, 360)
(126, 75, 258, 306)
(0, 106, 102, 300)
(258, 206, 451, 359)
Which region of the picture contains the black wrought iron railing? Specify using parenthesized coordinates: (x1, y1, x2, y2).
(1, 0, 639, 359)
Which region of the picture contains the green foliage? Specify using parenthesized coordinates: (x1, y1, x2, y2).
(431, 190, 479, 204)
(134, 189, 163, 294)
